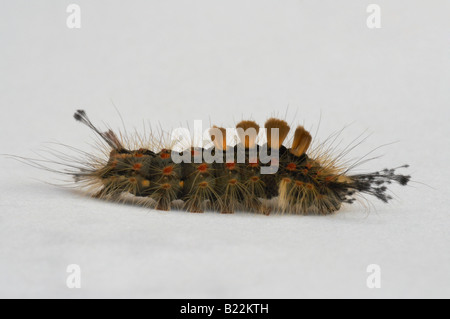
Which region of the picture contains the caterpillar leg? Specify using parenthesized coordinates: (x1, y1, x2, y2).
(183, 194, 206, 213)
(256, 201, 272, 215)
(182, 160, 219, 213)
(219, 178, 245, 214)
(155, 197, 171, 211)
(150, 182, 178, 211)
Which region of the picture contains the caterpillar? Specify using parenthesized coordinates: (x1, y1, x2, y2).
(13, 110, 411, 215)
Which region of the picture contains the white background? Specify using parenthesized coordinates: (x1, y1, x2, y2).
(0, 0, 449, 298)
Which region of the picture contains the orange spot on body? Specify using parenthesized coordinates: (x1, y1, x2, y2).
(226, 162, 236, 170)
(306, 183, 314, 189)
(228, 179, 238, 185)
(249, 162, 259, 168)
(197, 163, 208, 173)
(295, 180, 303, 186)
(141, 180, 150, 187)
(286, 163, 297, 171)
(282, 177, 292, 183)
(133, 163, 142, 171)
(302, 169, 309, 175)
(160, 149, 170, 159)
(250, 176, 259, 182)
(129, 177, 137, 183)
(163, 166, 173, 175)
(110, 160, 118, 169)
(134, 153, 144, 158)
(198, 181, 208, 188)
(161, 183, 171, 190)
(306, 163, 312, 170)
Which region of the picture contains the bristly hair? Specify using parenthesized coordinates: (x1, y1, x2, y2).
(74, 110, 124, 150)
(5, 110, 411, 215)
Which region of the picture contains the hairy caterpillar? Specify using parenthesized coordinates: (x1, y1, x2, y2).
(12, 110, 411, 215)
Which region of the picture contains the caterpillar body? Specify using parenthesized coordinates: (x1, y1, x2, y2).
(59, 110, 410, 215)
